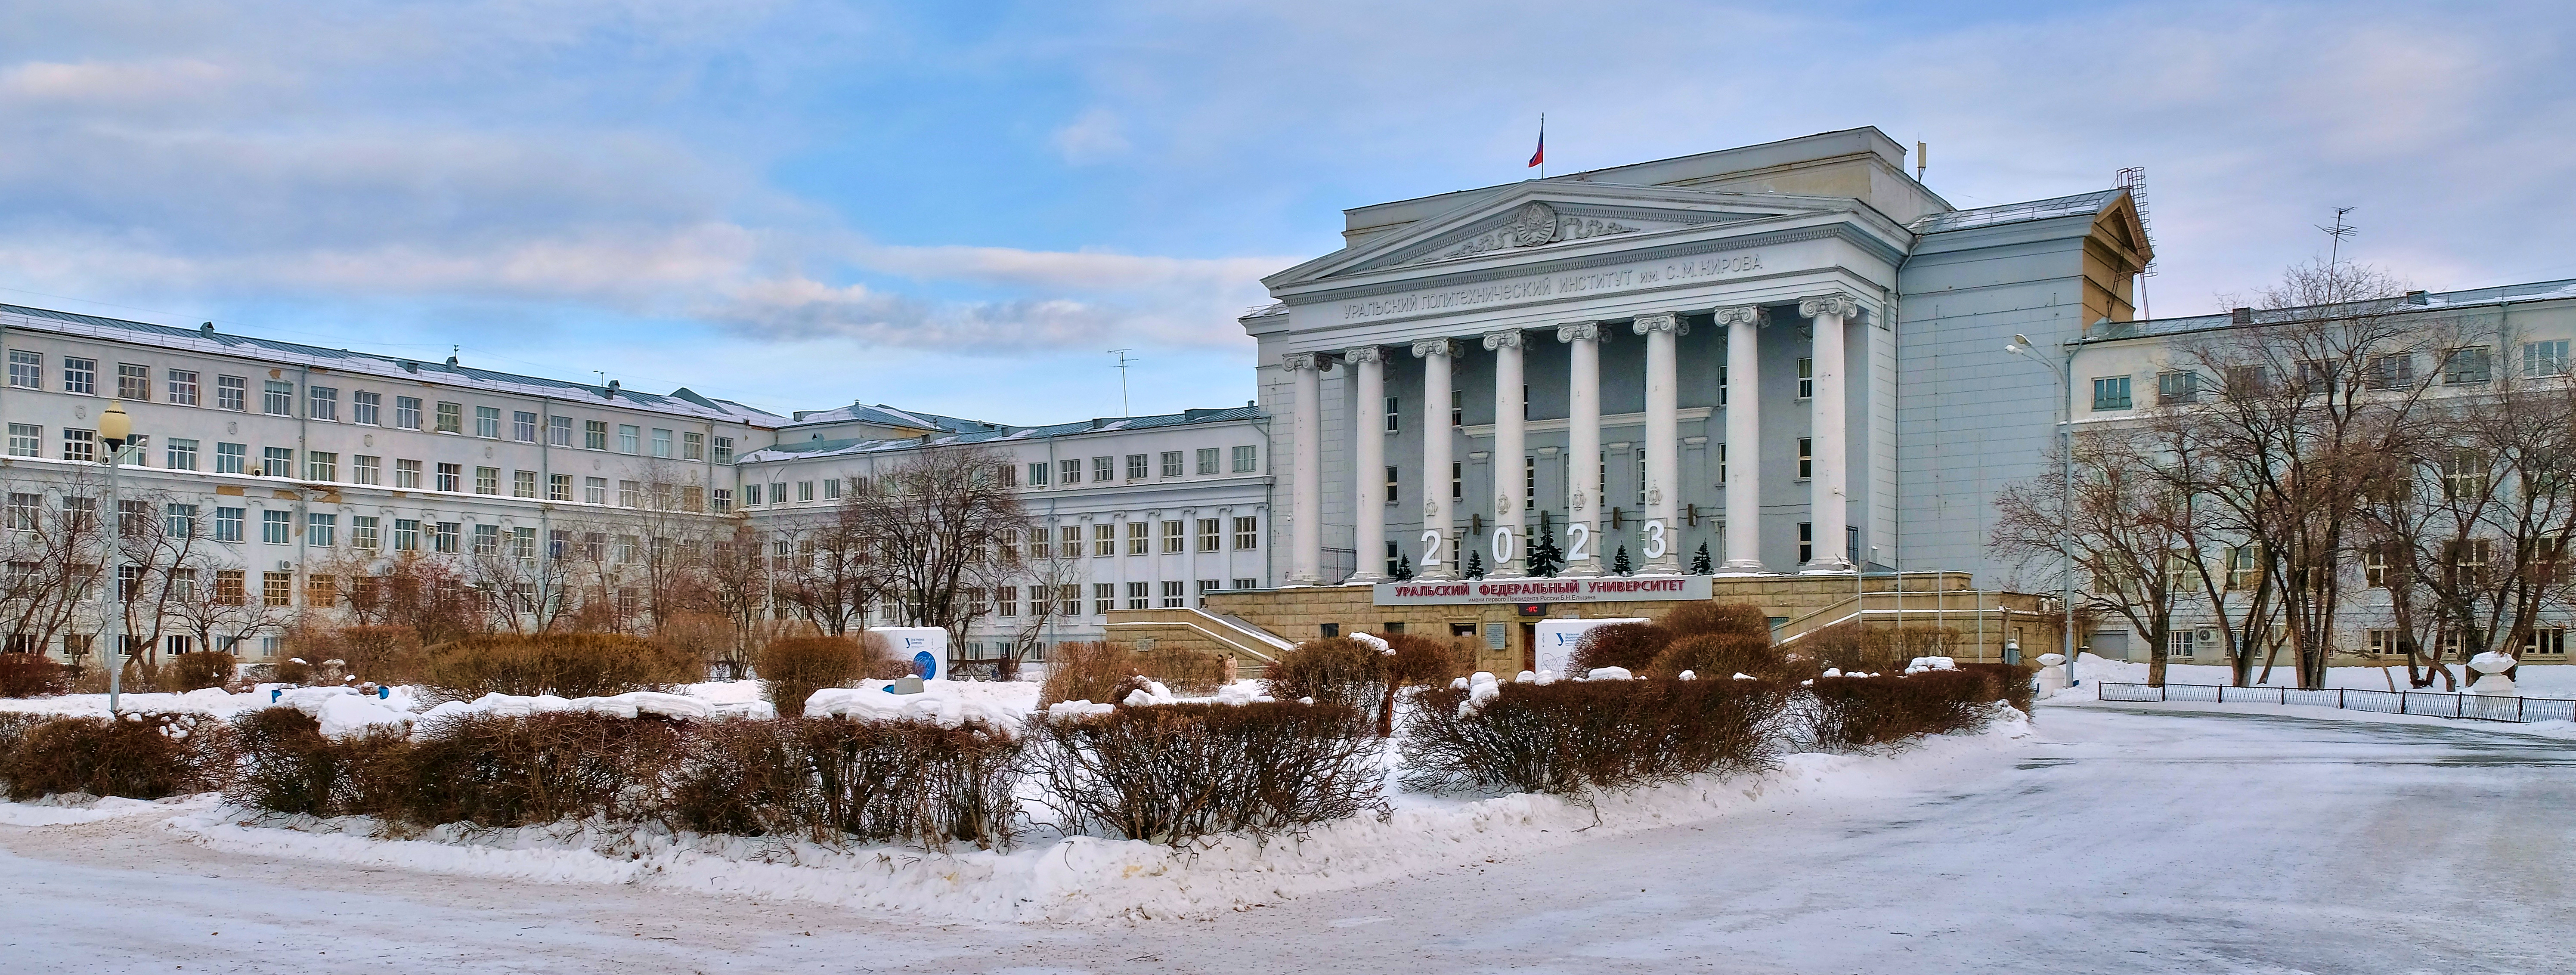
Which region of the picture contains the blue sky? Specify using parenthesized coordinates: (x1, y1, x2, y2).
(3, 0, 2571, 424)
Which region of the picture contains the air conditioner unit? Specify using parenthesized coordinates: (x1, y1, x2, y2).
(276, 560, 293, 572)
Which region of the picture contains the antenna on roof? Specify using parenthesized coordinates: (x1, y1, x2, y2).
(1107, 349, 1138, 416)
(1915, 141, 1927, 182)
(2117, 166, 2158, 320)
(2318, 206, 2357, 270)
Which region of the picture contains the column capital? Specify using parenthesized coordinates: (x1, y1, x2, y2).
(1344, 345, 1386, 365)
(1281, 352, 1325, 372)
(1555, 321, 1606, 343)
(1714, 305, 1769, 328)
(1798, 293, 1861, 320)
(1410, 337, 1459, 359)
(1632, 312, 1689, 336)
(1480, 329, 1526, 351)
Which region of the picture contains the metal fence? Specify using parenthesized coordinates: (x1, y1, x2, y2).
(2098, 682, 2576, 724)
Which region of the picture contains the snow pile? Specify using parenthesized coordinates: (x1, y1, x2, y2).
(1733, 672, 1756, 681)
(415, 691, 713, 727)
(1210, 681, 1275, 705)
(1905, 656, 1958, 674)
(1120, 680, 1177, 708)
(1678, 670, 1697, 681)
(676, 680, 774, 717)
(805, 678, 1037, 730)
(1585, 666, 1634, 681)
(1046, 700, 1115, 718)
(1458, 671, 1502, 717)
(273, 687, 418, 738)
(1351, 631, 1390, 654)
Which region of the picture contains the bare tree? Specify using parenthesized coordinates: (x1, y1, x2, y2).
(1993, 426, 2195, 684)
(845, 446, 1031, 658)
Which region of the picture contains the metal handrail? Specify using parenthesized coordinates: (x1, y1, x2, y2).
(2096, 682, 2576, 724)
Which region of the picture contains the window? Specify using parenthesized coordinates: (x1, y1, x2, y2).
(1197, 517, 1222, 552)
(2447, 538, 2492, 586)
(996, 586, 1019, 618)
(1798, 522, 1812, 563)
(165, 503, 196, 539)
(61, 428, 95, 462)
(542, 415, 570, 446)
(158, 368, 198, 406)
(6, 350, 36, 389)
(353, 455, 379, 485)
(464, 405, 495, 438)
(472, 524, 499, 556)
(619, 480, 641, 508)
(1233, 515, 1260, 550)
(214, 507, 244, 542)
(394, 458, 421, 488)
(393, 519, 420, 552)
(1160, 580, 1185, 609)
(2443, 449, 2489, 501)
(583, 420, 608, 450)
(742, 483, 762, 506)
(261, 446, 294, 477)
(1121, 454, 1144, 480)
(713, 436, 734, 463)
(1637, 449, 1648, 505)
(1387, 465, 1401, 506)
(1232, 577, 1259, 591)
(1526, 455, 1537, 511)
(2365, 542, 2397, 588)
(1383, 395, 1402, 434)
(2090, 375, 2132, 410)
(6, 424, 37, 458)
(2157, 371, 2200, 405)
(395, 396, 421, 429)
(1092, 523, 1116, 557)
(512, 411, 537, 443)
(306, 451, 337, 481)
(431, 402, 460, 433)
(261, 380, 294, 415)
(2443, 347, 2492, 385)
(431, 522, 460, 554)
(216, 443, 246, 474)
(1161, 519, 1185, 554)
(513, 470, 536, 498)
(2527, 629, 2568, 656)
(712, 488, 733, 513)
(651, 428, 672, 458)
(261, 510, 291, 544)
(1195, 447, 1219, 476)
(681, 430, 704, 460)
(1450, 390, 1465, 427)
(797, 480, 815, 503)
(2226, 545, 2262, 590)
(619, 424, 640, 454)
(1796, 358, 1813, 399)
(1092, 456, 1113, 482)
(217, 375, 247, 411)
(308, 386, 338, 421)
(1060, 459, 1083, 485)
(1061, 525, 1083, 559)
(548, 474, 571, 501)
(2296, 360, 2340, 393)
(1159, 450, 1184, 478)
(1127, 582, 1150, 610)
(307, 513, 336, 547)
(64, 357, 95, 395)
(263, 572, 291, 608)
(823, 478, 842, 500)
(2525, 340, 2570, 378)
(475, 466, 499, 495)
(113, 363, 148, 400)
(1797, 438, 1812, 479)
(2364, 354, 2415, 390)
(1093, 583, 1116, 616)
(585, 477, 607, 504)
(1232, 445, 1257, 473)
(353, 390, 379, 425)
(1126, 520, 1150, 555)
(435, 462, 461, 492)
(307, 575, 336, 607)
(351, 516, 379, 550)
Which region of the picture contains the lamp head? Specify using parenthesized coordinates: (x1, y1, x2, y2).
(99, 401, 132, 446)
(2011, 334, 2034, 348)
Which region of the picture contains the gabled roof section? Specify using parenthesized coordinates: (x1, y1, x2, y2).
(741, 405, 1266, 464)
(1910, 189, 2126, 235)
(2080, 277, 2576, 344)
(0, 302, 787, 427)
(781, 401, 995, 434)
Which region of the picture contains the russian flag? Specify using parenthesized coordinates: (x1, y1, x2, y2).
(1527, 127, 1544, 168)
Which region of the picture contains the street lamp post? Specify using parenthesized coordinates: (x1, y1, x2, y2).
(97, 400, 138, 714)
(2004, 336, 2079, 688)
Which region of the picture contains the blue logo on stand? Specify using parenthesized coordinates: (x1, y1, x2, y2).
(913, 650, 937, 679)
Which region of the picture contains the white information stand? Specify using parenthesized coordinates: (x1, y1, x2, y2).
(1533, 617, 1650, 675)
(868, 627, 947, 681)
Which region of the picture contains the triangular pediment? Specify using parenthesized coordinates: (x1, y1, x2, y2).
(1267, 183, 1856, 289)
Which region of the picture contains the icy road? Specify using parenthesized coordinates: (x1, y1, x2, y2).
(4, 704, 2569, 974)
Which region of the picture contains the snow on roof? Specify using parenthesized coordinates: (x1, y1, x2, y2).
(740, 405, 1266, 464)
(780, 401, 996, 433)
(0, 303, 788, 427)
(2080, 277, 2576, 344)
(1908, 189, 2125, 235)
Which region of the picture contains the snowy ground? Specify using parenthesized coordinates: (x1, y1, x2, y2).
(5, 703, 2570, 973)
(2075, 653, 2576, 696)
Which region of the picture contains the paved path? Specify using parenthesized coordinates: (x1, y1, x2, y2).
(5, 706, 2569, 974)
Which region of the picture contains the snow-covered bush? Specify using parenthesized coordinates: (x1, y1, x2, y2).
(669, 716, 1023, 851)
(1037, 641, 1137, 708)
(0, 711, 237, 802)
(758, 635, 902, 718)
(1263, 637, 1392, 733)
(365, 711, 686, 828)
(1400, 678, 1789, 796)
(1800, 667, 2026, 750)
(1648, 632, 1791, 682)
(1136, 644, 1228, 696)
(0, 653, 71, 698)
(1567, 621, 1669, 674)
(226, 707, 354, 817)
(1031, 701, 1380, 846)
(423, 633, 701, 700)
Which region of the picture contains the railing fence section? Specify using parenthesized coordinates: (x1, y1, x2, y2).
(2097, 682, 2576, 724)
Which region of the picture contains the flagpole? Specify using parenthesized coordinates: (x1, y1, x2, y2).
(1539, 114, 1545, 179)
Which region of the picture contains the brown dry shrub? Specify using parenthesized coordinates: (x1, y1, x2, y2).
(668, 717, 1023, 850)
(1648, 633, 1793, 681)
(1264, 637, 1391, 731)
(1136, 645, 1227, 696)
(759, 636, 876, 718)
(168, 652, 239, 692)
(365, 712, 684, 827)
(1957, 662, 2039, 717)
(1660, 601, 1773, 640)
(226, 707, 343, 816)
(1801, 669, 2006, 750)
(1568, 622, 1671, 674)
(424, 633, 700, 700)
(117, 658, 174, 693)
(1038, 641, 1136, 707)
(1402, 678, 1789, 795)
(0, 653, 72, 697)
(1032, 701, 1379, 846)
(273, 658, 317, 684)
(323, 626, 427, 686)
(0, 712, 237, 801)
(1799, 624, 1968, 675)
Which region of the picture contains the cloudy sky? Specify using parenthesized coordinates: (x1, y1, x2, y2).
(3, 0, 2570, 424)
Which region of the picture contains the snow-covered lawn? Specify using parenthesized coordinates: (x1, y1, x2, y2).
(2074, 652, 2576, 696)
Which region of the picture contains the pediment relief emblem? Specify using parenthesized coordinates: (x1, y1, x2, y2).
(1421, 201, 1645, 264)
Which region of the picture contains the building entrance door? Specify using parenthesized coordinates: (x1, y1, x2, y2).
(1520, 622, 1537, 672)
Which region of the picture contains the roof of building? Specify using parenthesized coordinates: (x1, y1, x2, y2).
(0, 302, 789, 427)
(2080, 277, 2576, 344)
(1907, 189, 2127, 235)
(781, 401, 998, 433)
(741, 404, 1266, 464)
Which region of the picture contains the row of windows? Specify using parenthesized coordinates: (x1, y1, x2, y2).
(969, 578, 1264, 618)
(2092, 342, 2575, 411)
(1392, 358, 1817, 431)
(1024, 446, 1258, 487)
(1000, 517, 1263, 558)
(5, 351, 737, 461)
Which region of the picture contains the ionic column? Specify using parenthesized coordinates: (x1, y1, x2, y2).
(1283, 352, 1325, 586)
(1483, 329, 1527, 578)
(1412, 338, 1459, 580)
(1633, 313, 1687, 573)
(1556, 321, 1605, 576)
(1345, 345, 1388, 584)
(1717, 305, 1767, 573)
(1799, 294, 1858, 573)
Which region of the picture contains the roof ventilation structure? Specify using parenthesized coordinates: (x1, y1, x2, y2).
(2230, 307, 2254, 325)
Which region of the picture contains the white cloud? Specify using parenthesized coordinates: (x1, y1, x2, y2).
(1051, 106, 1131, 164)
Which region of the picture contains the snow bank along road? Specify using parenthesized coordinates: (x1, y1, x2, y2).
(4, 705, 2569, 974)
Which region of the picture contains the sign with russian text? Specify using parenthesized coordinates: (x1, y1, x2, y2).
(1372, 576, 1712, 606)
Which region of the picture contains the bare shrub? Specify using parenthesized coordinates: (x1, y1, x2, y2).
(1032, 702, 1379, 846)
(1648, 633, 1793, 681)
(273, 658, 317, 685)
(330, 626, 427, 686)
(759, 636, 870, 718)
(1263, 637, 1390, 731)
(1958, 662, 2039, 717)
(668, 717, 1022, 850)
(1660, 601, 1772, 640)
(1569, 622, 1669, 673)
(1401, 680, 1789, 796)
(1377, 633, 1470, 736)
(1801, 670, 2004, 751)
(1037, 641, 1136, 707)
(0, 653, 72, 697)
(1136, 645, 1226, 696)
(424, 633, 700, 699)
(370, 712, 684, 827)
(0, 712, 237, 801)
(226, 708, 341, 816)
(1798, 623, 1966, 675)
(167, 652, 238, 692)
